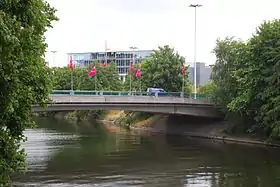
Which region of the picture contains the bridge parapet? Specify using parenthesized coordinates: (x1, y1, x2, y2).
(51, 90, 211, 99)
(50, 90, 212, 104)
(50, 94, 212, 105)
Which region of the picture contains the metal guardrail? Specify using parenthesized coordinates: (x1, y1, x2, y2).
(51, 90, 212, 101)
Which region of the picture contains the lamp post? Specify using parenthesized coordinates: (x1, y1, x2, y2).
(129, 46, 138, 94)
(50, 50, 57, 67)
(189, 4, 202, 99)
(105, 40, 110, 66)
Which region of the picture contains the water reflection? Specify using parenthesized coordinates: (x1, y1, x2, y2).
(14, 117, 280, 187)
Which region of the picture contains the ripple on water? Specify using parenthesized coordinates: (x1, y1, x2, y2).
(22, 128, 80, 172)
(14, 174, 146, 187)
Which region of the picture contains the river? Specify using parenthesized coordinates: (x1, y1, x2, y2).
(13, 117, 280, 187)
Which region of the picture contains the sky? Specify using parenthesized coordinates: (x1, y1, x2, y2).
(44, 0, 280, 67)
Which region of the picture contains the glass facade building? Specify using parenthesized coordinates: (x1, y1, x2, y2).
(67, 50, 153, 81)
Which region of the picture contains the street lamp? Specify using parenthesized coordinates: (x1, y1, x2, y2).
(129, 46, 138, 94)
(50, 50, 57, 67)
(129, 46, 138, 63)
(189, 4, 202, 99)
(105, 40, 110, 65)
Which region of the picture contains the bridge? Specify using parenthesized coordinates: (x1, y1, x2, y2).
(33, 90, 221, 118)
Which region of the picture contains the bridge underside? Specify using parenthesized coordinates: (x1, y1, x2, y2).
(33, 103, 222, 118)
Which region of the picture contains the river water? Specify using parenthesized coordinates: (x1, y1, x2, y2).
(14, 117, 280, 187)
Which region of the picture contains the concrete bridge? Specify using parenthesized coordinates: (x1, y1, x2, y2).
(33, 93, 222, 118)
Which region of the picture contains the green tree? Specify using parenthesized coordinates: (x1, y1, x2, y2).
(52, 62, 122, 91)
(185, 83, 194, 94)
(211, 37, 246, 107)
(212, 20, 280, 139)
(228, 20, 280, 138)
(0, 0, 57, 184)
(123, 45, 190, 92)
(198, 81, 216, 95)
(212, 37, 255, 133)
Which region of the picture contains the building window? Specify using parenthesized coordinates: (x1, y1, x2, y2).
(119, 68, 125, 74)
(125, 67, 129, 73)
(117, 60, 121, 66)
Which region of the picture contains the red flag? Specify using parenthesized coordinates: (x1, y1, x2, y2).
(69, 56, 74, 72)
(130, 59, 134, 72)
(100, 63, 107, 67)
(136, 67, 141, 78)
(88, 65, 96, 77)
(181, 63, 185, 76)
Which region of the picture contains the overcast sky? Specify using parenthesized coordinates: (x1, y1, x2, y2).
(45, 0, 280, 67)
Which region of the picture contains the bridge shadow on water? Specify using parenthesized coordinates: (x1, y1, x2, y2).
(150, 114, 224, 136)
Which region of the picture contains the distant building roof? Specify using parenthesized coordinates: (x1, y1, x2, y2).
(67, 49, 153, 55)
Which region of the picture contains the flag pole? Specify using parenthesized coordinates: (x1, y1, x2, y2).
(88, 64, 97, 93)
(140, 76, 142, 93)
(182, 75, 184, 98)
(130, 73, 132, 94)
(95, 75, 97, 91)
(95, 63, 97, 91)
(140, 65, 142, 93)
(70, 55, 74, 93)
(71, 71, 73, 91)
(130, 60, 132, 95)
(181, 62, 185, 98)
(129, 46, 138, 94)
(129, 50, 134, 95)
(105, 40, 107, 65)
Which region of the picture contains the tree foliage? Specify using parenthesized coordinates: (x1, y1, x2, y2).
(212, 20, 280, 139)
(185, 83, 194, 94)
(0, 0, 57, 184)
(51, 62, 122, 91)
(198, 81, 216, 95)
(123, 45, 190, 92)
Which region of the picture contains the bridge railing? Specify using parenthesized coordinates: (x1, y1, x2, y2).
(51, 90, 212, 101)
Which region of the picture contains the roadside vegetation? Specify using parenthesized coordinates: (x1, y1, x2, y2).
(206, 20, 280, 140)
(0, 0, 57, 185)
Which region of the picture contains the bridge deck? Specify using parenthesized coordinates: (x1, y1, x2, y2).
(33, 94, 220, 118)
